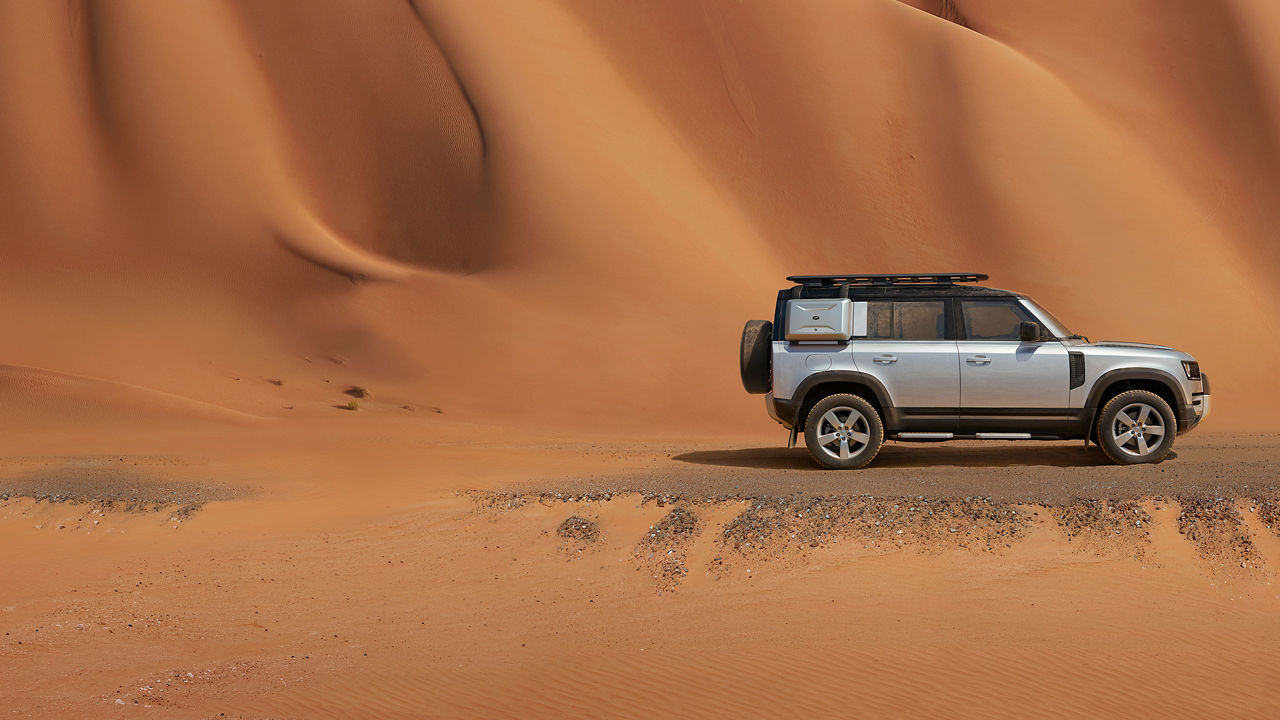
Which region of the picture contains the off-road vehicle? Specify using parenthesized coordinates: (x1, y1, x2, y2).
(740, 274, 1210, 469)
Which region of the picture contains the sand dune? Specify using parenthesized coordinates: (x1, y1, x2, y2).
(2, 0, 1276, 433)
(6, 4, 1280, 717)
(0, 364, 261, 429)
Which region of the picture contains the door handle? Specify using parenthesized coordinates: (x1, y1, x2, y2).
(873, 354, 897, 364)
(966, 355, 991, 365)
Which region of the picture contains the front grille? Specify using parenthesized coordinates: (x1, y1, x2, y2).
(1068, 352, 1085, 389)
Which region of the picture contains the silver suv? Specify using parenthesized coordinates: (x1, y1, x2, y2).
(740, 274, 1210, 469)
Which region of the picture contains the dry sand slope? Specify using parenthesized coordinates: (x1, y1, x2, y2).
(1, 0, 1279, 434)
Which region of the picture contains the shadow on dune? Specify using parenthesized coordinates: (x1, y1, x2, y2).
(673, 443, 1118, 470)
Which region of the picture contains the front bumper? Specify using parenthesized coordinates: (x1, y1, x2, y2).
(1179, 372, 1210, 432)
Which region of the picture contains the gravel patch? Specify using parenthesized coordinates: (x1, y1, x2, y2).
(1052, 500, 1152, 557)
(557, 515, 601, 545)
(719, 495, 1028, 561)
(1254, 496, 1280, 537)
(635, 507, 700, 592)
(0, 457, 241, 512)
(1177, 498, 1262, 572)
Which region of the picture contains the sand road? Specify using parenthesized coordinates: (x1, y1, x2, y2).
(548, 434, 1280, 504)
(3, 421, 1279, 718)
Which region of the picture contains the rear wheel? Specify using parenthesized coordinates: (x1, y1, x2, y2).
(1096, 390, 1176, 465)
(803, 394, 884, 469)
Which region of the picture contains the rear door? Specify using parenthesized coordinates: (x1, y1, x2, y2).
(957, 298, 1070, 433)
(851, 299, 959, 433)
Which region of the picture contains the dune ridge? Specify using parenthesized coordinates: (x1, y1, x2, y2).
(0, 364, 263, 428)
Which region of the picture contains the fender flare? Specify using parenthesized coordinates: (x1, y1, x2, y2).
(787, 370, 894, 426)
(1085, 368, 1187, 409)
(1084, 367, 1188, 435)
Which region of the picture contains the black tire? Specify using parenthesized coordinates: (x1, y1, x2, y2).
(740, 320, 773, 394)
(803, 393, 884, 469)
(1096, 389, 1176, 465)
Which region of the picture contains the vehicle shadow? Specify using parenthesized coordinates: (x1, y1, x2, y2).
(673, 443, 1118, 470)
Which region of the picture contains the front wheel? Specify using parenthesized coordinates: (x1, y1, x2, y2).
(1096, 390, 1176, 465)
(803, 394, 884, 469)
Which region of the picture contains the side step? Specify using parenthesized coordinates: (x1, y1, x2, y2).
(974, 432, 1032, 440)
(895, 432, 1036, 441)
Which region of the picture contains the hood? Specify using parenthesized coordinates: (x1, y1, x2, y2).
(1086, 341, 1176, 351)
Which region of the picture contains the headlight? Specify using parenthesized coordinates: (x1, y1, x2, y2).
(1182, 361, 1201, 380)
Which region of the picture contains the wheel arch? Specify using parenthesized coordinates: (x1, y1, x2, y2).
(792, 371, 892, 432)
(1086, 369, 1184, 441)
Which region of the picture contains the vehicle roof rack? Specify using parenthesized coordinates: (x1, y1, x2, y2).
(785, 273, 989, 287)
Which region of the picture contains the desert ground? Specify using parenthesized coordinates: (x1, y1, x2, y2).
(5, 418, 1280, 718)
(5, 0, 1280, 717)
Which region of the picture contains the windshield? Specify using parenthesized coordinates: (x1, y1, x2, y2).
(1021, 297, 1082, 340)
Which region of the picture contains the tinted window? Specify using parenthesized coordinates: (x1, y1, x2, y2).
(962, 300, 1035, 340)
(866, 301, 892, 339)
(866, 301, 946, 340)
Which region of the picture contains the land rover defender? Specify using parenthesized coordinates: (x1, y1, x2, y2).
(740, 274, 1210, 468)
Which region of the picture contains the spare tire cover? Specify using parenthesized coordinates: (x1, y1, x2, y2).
(740, 320, 773, 394)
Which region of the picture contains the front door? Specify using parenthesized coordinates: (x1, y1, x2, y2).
(851, 299, 959, 433)
(957, 299, 1070, 433)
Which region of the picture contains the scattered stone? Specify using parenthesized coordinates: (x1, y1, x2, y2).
(719, 495, 1028, 561)
(1053, 500, 1152, 558)
(1255, 497, 1280, 537)
(0, 460, 240, 517)
(556, 516, 600, 544)
(1178, 497, 1262, 573)
(634, 507, 701, 592)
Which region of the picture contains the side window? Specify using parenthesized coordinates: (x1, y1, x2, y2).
(895, 301, 946, 340)
(866, 301, 892, 339)
(865, 301, 946, 340)
(961, 300, 1034, 340)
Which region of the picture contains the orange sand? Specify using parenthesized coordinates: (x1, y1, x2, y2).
(3, 1, 1280, 717)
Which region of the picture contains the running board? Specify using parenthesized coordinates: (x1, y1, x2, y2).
(895, 432, 1038, 442)
(897, 432, 954, 440)
(975, 432, 1032, 440)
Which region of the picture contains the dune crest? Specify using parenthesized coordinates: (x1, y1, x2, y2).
(0, 364, 264, 428)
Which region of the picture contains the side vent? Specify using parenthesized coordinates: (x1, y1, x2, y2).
(1068, 352, 1086, 389)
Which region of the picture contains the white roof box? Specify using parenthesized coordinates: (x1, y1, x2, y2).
(786, 298, 853, 341)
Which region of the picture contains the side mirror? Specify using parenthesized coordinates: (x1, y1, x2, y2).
(1019, 321, 1041, 342)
